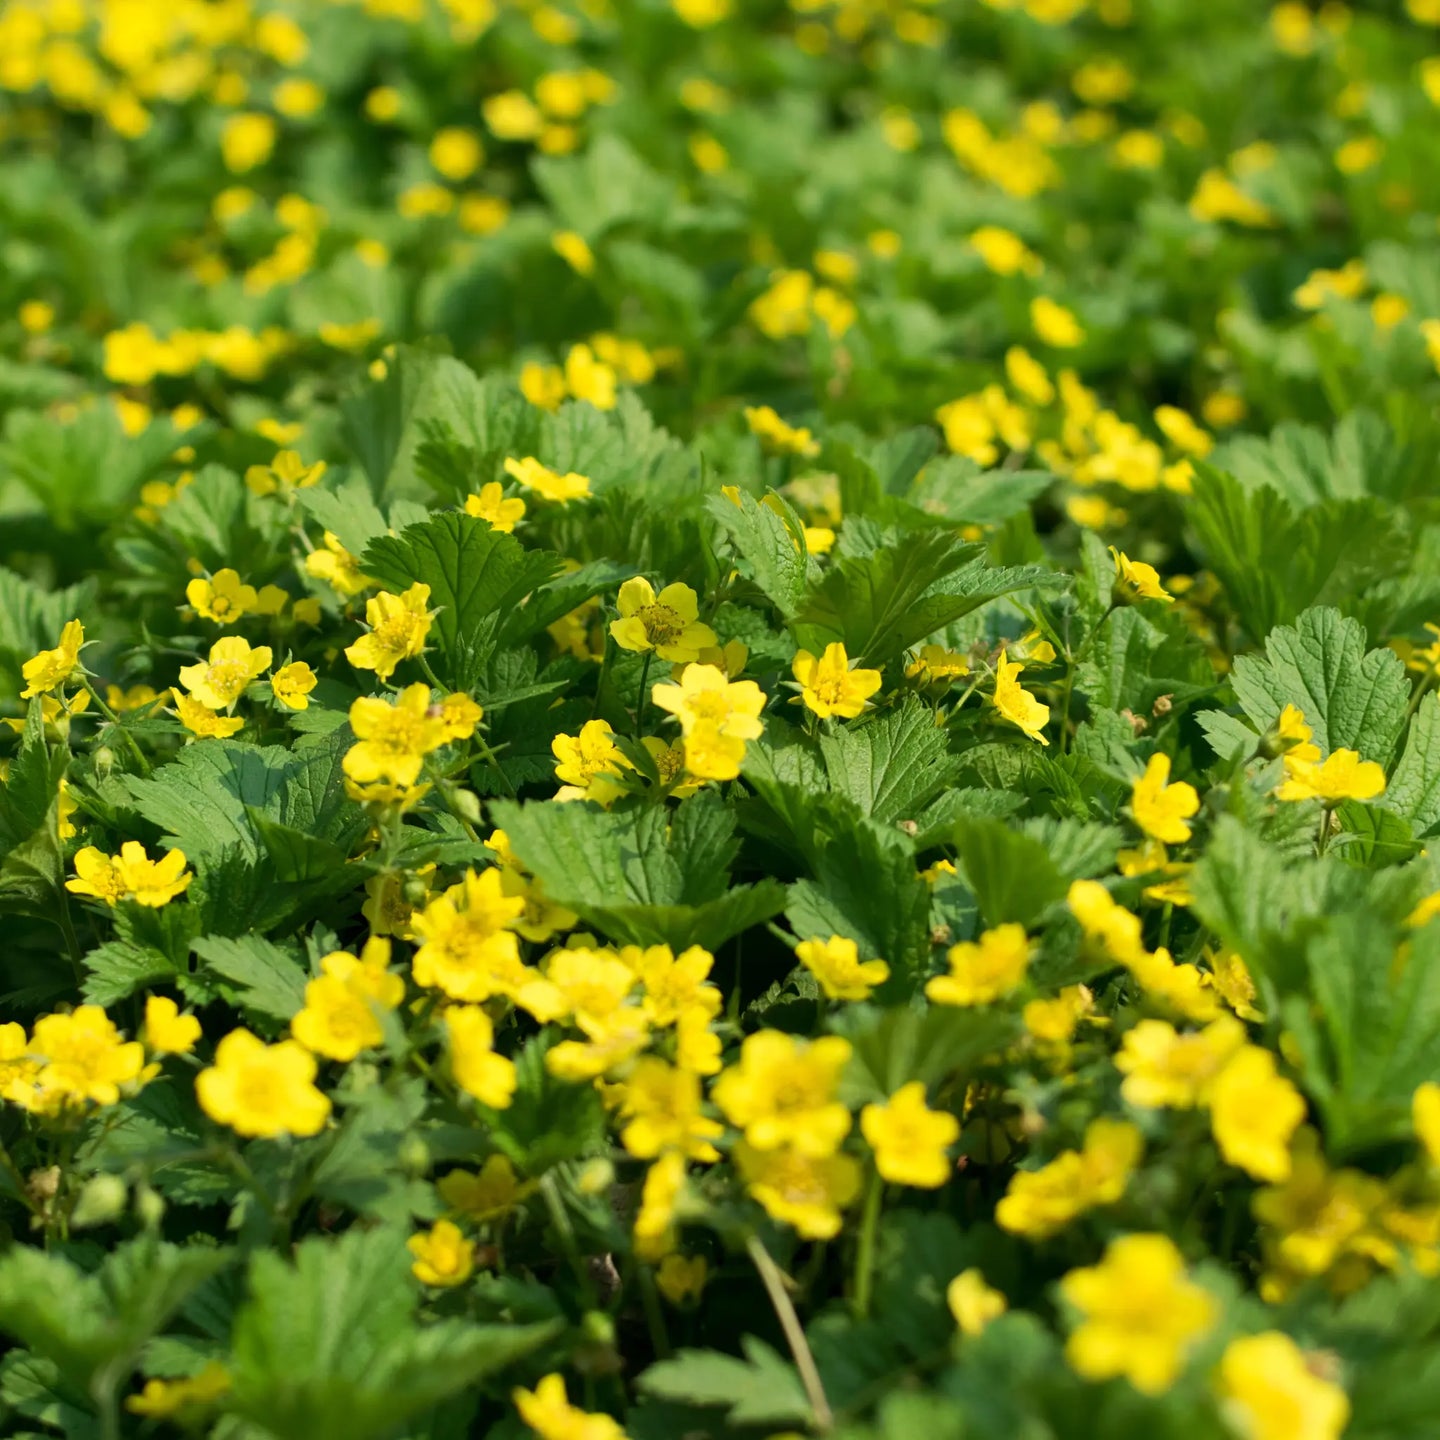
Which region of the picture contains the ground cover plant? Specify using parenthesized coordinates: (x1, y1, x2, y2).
(3, 0, 1440, 1437)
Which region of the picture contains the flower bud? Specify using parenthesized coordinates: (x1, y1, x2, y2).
(70, 1173, 128, 1229)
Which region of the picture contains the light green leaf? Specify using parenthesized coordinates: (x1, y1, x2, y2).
(705, 488, 814, 620)
(639, 1340, 811, 1428)
(192, 934, 308, 1023)
(1229, 606, 1409, 764)
(818, 699, 965, 823)
(1384, 693, 1440, 838)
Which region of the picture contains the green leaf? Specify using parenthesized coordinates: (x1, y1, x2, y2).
(1229, 606, 1409, 764)
(192, 934, 308, 1024)
(818, 699, 966, 823)
(638, 1340, 811, 1428)
(785, 804, 931, 986)
(1187, 465, 1407, 641)
(794, 529, 1054, 666)
(0, 1238, 229, 1397)
(489, 1033, 607, 1171)
(909, 457, 1053, 527)
(0, 569, 96, 698)
(362, 513, 562, 689)
(297, 472, 390, 558)
(831, 1003, 1018, 1105)
(704, 488, 813, 620)
(80, 940, 180, 1007)
(1384, 693, 1440, 838)
(491, 796, 785, 950)
(953, 817, 1066, 928)
(228, 1227, 561, 1440)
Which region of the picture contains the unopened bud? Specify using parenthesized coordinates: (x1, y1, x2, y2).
(70, 1173, 128, 1229)
(450, 787, 483, 825)
(397, 1134, 431, 1177)
(135, 1184, 167, 1230)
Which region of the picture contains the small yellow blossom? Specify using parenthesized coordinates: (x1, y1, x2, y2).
(1116, 1016, 1247, 1109)
(179, 636, 272, 710)
(712, 1030, 853, 1156)
(437, 1154, 532, 1222)
(996, 1119, 1143, 1238)
(992, 655, 1050, 744)
(1060, 1234, 1217, 1395)
(927, 923, 1031, 1006)
(745, 404, 820, 457)
(611, 579, 717, 663)
(794, 935, 890, 1001)
(186, 569, 258, 624)
(22, 619, 84, 698)
(408, 1219, 475, 1287)
(656, 1253, 708, 1305)
(552, 230, 595, 276)
(792, 643, 882, 719)
(447, 1004, 518, 1108)
(1031, 296, 1085, 348)
(1414, 1082, 1440, 1167)
(172, 691, 246, 739)
(245, 449, 326, 496)
(345, 584, 434, 681)
(304, 532, 371, 598)
(125, 1364, 231, 1420)
(1130, 753, 1200, 844)
(1215, 1332, 1350, 1440)
(1110, 548, 1174, 604)
(503, 455, 592, 505)
(196, 1029, 331, 1138)
(144, 996, 201, 1055)
(861, 1082, 960, 1188)
(1276, 749, 1386, 804)
(514, 1374, 625, 1440)
(271, 661, 317, 710)
(948, 1269, 1007, 1336)
(734, 1142, 862, 1239)
(1210, 1046, 1307, 1182)
(465, 482, 526, 532)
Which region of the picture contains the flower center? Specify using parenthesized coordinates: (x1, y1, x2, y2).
(638, 603, 685, 646)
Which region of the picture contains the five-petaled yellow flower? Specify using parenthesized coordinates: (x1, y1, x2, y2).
(712, 1030, 853, 1156)
(1110, 547, 1173, 604)
(927, 923, 1030, 1006)
(514, 1374, 625, 1440)
(794, 935, 890, 1001)
(67, 843, 192, 907)
(992, 655, 1049, 744)
(792, 642, 882, 719)
(344, 583, 434, 681)
(465, 482, 526, 532)
(196, 1029, 332, 1138)
(179, 636, 272, 710)
(22, 619, 84, 698)
(948, 1269, 1007, 1336)
(271, 660, 317, 710)
(1276, 748, 1386, 804)
(1059, 1233, 1217, 1395)
(1130, 753, 1200, 844)
(1215, 1332, 1350, 1440)
(503, 455, 591, 504)
(187, 569, 258, 624)
(610, 578, 717, 663)
(144, 995, 201, 1055)
(860, 1082, 960, 1188)
(408, 1219, 475, 1287)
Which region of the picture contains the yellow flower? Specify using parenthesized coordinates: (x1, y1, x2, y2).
(1204, 950, 1264, 1021)
(1031, 296, 1085, 348)
(1116, 1016, 1247, 1109)
(791, 642, 883, 720)
(446, 1005, 518, 1108)
(195, 1029, 331, 1138)
(735, 1142, 862, 1239)
(408, 1220, 475, 1287)
(66, 846, 128, 906)
(437, 692, 483, 742)
(304, 531, 372, 598)
(125, 1364, 231, 1420)
(186, 569, 258, 624)
(906, 644, 971, 685)
(992, 655, 1050, 744)
(1110, 548, 1174, 604)
(617, 1057, 723, 1160)
(171, 690, 246, 739)
(271, 661, 317, 710)
(551, 718, 631, 798)
(1154, 406, 1214, 458)
(345, 584, 435, 681)
(627, 943, 722, 1026)
(1004, 345, 1054, 406)
(28, 1006, 146, 1110)
(711, 1030, 853, 1156)
(1023, 983, 1095, 1046)
(633, 1150, 686, 1260)
(503, 455, 592, 504)
(1276, 749, 1386, 804)
(996, 1117, 1142, 1238)
(948, 1269, 1007, 1336)
(291, 938, 404, 1061)
(345, 685, 450, 788)
(969, 225, 1042, 277)
(1215, 1333, 1350, 1440)
(1210, 1046, 1307, 1182)
(1129, 753, 1200, 844)
(794, 935, 890, 1001)
(179, 636, 273, 710)
(429, 127, 483, 180)
(245, 449, 327, 496)
(744, 404, 820, 457)
(118, 843, 193, 907)
(144, 996, 201, 1055)
(465, 482, 526, 532)
(410, 869, 528, 1003)
(610, 578, 717, 663)
(21, 619, 84, 698)
(860, 1081, 960, 1188)
(437, 1154, 533, 1222)
(652, 663, 766, 740)
(656, 1253, 708, 1305)
(927, 923, 1030, 1006)
(1060, 1234, 1217, 1395)
(106, 683, 159, 714)
(1414, 1082, 1440, 1166)
(1068, 878, 1147, 966)
(552, 230, 595, 275)
(514, 1374, 625, 1440)
(221, 112, 276, 172)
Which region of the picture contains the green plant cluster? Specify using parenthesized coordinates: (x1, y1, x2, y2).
(3, 2, 1440, 1440)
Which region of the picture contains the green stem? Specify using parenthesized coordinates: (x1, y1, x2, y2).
(541, 1172, 597, 1304)
(635, 1261, 672, 1360)
(1059, 602, 1118, 755)
(1317, 804, 1334, 856)
(77, 675, 151, 776)
(852, 1168, 884, 1318)
(1405, 672, 1435, 723)
(589, 633, 613, 721)
(634, 651, 654, 739)
(746, 1233, 833, 1433)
